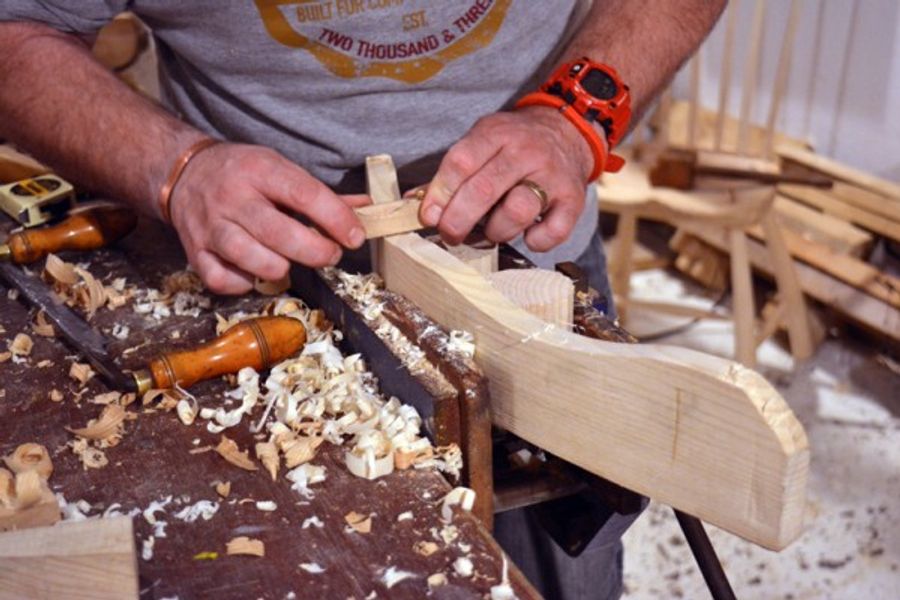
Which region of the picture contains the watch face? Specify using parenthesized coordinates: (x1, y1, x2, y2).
(581, 69, 618, 100)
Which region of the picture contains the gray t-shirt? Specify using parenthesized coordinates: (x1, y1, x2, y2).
(1, 0, 598, 263)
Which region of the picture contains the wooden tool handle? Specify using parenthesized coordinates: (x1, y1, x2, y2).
(5, 204, 137, 264)
(134, 316, 306, 392)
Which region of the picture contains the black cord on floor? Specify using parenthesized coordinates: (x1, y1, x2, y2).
(635, 286, 731, 343)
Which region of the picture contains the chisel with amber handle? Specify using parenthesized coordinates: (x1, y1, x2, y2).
(0, 203, 137, 263)
(132, 316, 306, 394)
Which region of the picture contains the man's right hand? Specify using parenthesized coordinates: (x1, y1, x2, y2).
(168, 143, 367, 294)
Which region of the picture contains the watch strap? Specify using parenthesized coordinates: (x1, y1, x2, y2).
(515, 92, 624, 180)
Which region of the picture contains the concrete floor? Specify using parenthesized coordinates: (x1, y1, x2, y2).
(619, 269, 899, 600)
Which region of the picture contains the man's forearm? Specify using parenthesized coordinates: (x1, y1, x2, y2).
(562, 0, 726, 120)
(0, 22, 204, 217)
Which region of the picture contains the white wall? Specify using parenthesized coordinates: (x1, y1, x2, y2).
(669, 0, 900, 183)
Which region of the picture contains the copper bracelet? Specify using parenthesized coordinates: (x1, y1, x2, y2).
(157, 138, 221, 224)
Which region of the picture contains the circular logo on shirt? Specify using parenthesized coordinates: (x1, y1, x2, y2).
(254, 0, 512, 84)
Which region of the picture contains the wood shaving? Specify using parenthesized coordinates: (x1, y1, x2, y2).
(440, 487, 476, 523)
(42, 255, 113, 319)
(226, 536, 265, 557)
(174, 500, 219, 522)
(215, 481, 231, 498)
(381, 566, 417, 589)
(68, 362, 95, 385)
(176, 396, 199, 425)
(215, 436, 258, 471)
(397, 511, 413, 522)
(301, 515, 323, 529)
(344, 511, 372, 534)
(3, 443, 53, 479)
(49, 389, 64, 402)
(414, 540, 439, 556)
(32, 311, 55, 337)
(44, 254, 78, 285)
(69, 439, 108, 469)
(111, 323, 130, 339)
(281, 436, 323, 469)
(35, 359, 53, 368)
(453, 556, 474, 578)
(67, 404, 126, 441)
(427, 573, 447, 588)
(9, 333, 33, 357)
(142, 388, 180, 410)
(90, 391, 122, 405)
(299, 562, 325, 574)
(254, 273, 291, 296)
(0, 351, 10, 363)
(255, 500, 277, 512)
(254, 441, 279, 480)
(188, 446, 214, 455)
(0, 444, 60, 531)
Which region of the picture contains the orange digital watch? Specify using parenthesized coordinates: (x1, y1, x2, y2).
(515, 58, 632, 180)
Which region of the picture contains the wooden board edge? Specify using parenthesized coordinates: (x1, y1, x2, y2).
(379, 232, 809, 550)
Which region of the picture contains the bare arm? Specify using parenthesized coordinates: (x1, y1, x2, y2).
(0, 22, 199, 211)
(0, 22, 365, 294)
(421, 0, 725, 250)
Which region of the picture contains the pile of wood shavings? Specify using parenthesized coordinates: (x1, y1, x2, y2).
(42, 254, 131, 319)
(133, 268, 210, 320)
(65, 395, 136, 469)
(189, 293, 462, 495)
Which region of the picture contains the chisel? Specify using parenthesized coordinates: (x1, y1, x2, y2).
(1, 203, 307, 393)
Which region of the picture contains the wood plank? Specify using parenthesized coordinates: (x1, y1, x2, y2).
(355, 199, 424, 239)
(686, 225, 900, 342)
(747, 218, 900, 310)
(487, 269, 574, 329)
(378, 232, 809, 550)
(0, 517, 138, 600)
(771, 195, 872, 257)
(778, 184, 900, 242)
(776, 145, 900, 201)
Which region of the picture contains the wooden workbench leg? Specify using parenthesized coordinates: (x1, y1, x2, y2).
(728, 228, 757, 367)
(609, 209, 638, 322)
(760, 211, 815, 360)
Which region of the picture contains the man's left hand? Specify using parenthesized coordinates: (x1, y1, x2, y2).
(419, 106, 603, 251)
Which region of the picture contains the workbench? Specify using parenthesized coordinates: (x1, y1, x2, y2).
(0, 217, 538, 599)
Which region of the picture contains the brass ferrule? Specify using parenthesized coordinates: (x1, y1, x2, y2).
(0, 244, 10, 262)
(132, 369, 154, 395)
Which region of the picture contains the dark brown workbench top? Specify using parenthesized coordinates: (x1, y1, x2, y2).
(0, 216, 535, 599)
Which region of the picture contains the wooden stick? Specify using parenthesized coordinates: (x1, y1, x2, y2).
(714, 0, 740, 150)
(365, 154, 401, 204)
(759, 211, 815, 360)
(828, 0, 861, 155)
(355, 199, 424, 239)
(778, 183, 900, 242)
(737, 0, 767, 155)
(764, 0, 802, 158)
(777, 144, 900, 202)
(728, 228, 757, 367)
(0, 517, 138, 599)
(802, 0, 826, 141)
(686, 224, 900, 342)
(378, 232, 809, 550)
(688, 50, 702, 148)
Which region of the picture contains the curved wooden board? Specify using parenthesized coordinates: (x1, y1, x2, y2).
(379, 233, 809, 550)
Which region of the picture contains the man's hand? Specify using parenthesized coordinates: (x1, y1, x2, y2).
(419, 106, 602, 252)
(169, 143, 367, 294)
